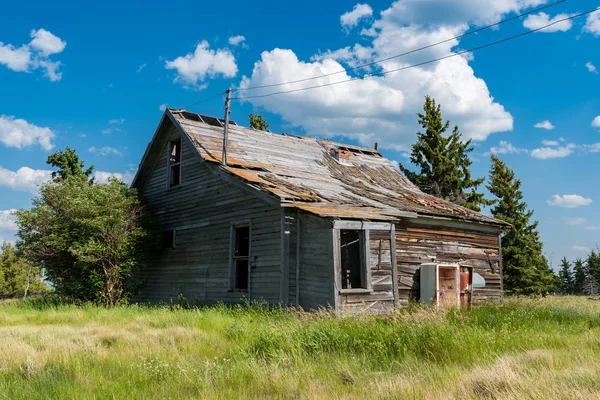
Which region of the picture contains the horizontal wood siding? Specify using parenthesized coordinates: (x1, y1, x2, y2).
(136, 128, 281, 304)
(340, 229, 396, 313)
(395, 220, 502, 305)
(298, 213, 333, 310)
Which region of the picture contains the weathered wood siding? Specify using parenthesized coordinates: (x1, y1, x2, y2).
(339, 229, 397, 313)
(395, 220, 502, 305)
(296, 213, 334, 310)
(135, 128, 282, 304)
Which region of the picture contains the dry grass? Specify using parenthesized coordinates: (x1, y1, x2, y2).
(0, 296, 599, 399)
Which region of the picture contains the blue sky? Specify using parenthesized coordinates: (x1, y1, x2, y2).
(0, 0, 599, 269)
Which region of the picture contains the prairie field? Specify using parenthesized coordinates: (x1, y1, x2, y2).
(0, 296, 599, 399)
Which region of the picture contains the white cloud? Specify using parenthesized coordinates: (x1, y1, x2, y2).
(0, 115, 55, 150)
(531, 144, 576, 159)
(0, 43, 31, 71)
(165, 41, 237, 88)
(523, 12, 574, 33)
(586, 62, 598, 75)
(585, 225, 600, 230)
(0, 209, 17, 231)
(583, 9, 600, 37)
(566, 217, 586, 226)
(547, 194, 593, 208)
(583, 143, 600, 153)
(94, 171, 135, 185)
(237, 8, 514, 151)
(534, 120, 555, 130)
(228, 35, 246, 46)
(0, 166, 52, 193)
(137, 63, 147, 73)
(340, 4, 373, 29)
(490, 141, 527, 155)
(88, 146, 123, 157)
(159, 103, 168, 112)
(108, 118, 125, 124)
(592, 116, 600, 128)
(0, 28, 65, 81)
(573, 246, 591, 253)
(29, 29, 66, 56)
(541, 140, 559, 146)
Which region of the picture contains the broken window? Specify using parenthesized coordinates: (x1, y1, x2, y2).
(163, 230, 175, 249)
(168, 140, 181, 188)
(340, 230, 366, 289)
(232, 226, 250, 291)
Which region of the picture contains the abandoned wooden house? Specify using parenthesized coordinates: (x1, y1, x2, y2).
(131, 108, 509, 312)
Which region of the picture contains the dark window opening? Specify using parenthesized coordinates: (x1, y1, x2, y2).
(341, 230, 364, 289)
(168, 140, 181, 188)
(233, 226, 250, 290)
(163, 230, 175, 249)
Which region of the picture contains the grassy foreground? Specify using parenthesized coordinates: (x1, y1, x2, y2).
(0, 297, 599, 399)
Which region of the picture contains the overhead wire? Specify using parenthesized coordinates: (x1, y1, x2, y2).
(231, 7, 599, 101)
(182, 91, 227, 110)
(233, 0, 568, 93)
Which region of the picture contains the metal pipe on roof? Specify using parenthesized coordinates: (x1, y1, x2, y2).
(222, 88, 232, 166)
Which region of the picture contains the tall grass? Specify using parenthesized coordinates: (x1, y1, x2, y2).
(0, 296, 599, 399)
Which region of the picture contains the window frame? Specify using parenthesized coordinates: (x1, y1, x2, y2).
(337, 228, 371, 293)
(167, 139, 182, 189)
(229, 222, 252, 292)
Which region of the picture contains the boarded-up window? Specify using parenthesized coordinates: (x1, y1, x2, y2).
(341, 230, 365, 289)
(168, 140, 181, 188)
(232, 226, 250, 290)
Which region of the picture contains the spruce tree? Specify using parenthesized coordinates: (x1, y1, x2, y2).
(558, 257, 574, 294)
(586, 250, 600, 294)
(486, 155, 557, 295)
(399, 96, 491, 211)
(573, 258, 586, 295)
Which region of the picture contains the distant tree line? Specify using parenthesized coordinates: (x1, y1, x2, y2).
(558, 252, 600, 295)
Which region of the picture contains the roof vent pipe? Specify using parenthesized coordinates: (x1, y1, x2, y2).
(222, 88, 232, 166)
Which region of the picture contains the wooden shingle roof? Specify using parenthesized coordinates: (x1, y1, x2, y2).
(165, 109, 508, 227)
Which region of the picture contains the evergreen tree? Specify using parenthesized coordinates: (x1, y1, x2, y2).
(249, 114, 269, 131)
(586, 250, 600, 294)
(558, 257, 574, 294)
(399, 96, 491, 211)
(573, 258, 586, 295)
(486, 155, 557, 295)
(47, 146, 94, 183)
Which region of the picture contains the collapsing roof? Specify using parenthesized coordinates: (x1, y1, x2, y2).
(142, 108, 507, 227)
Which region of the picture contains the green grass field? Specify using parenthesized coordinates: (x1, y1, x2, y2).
(0, 296, 599, 399)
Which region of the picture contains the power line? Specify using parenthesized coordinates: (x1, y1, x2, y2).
(232, 7, 598, 101)
(233, 0, 567, 93)
(182, 91, 227, 110)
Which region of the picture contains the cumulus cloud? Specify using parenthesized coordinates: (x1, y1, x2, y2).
(108, 118, 125, 124)
(29, 28, 66, 56)
(592, 116, 600, 128)
(573, 246, 591, 252)
(0, 209, 17, 231)
(0, 28, 66, 81)
(547, 194, 593, 208)
(94, 171, 135, 185)
(523, 12, 574, 33)
(583, 9, 600, 37)
(489, 141, 527, 155)
(88, 146, 123, 157)
(228, 35, 246, 46)
(541, 140, 559, 146)
(531, 143, 576, 159)
(534, 120, 555, 130)
(236, 1, 516, 150)
(0, 166, 52, 193)
(0, 115, 55, 150)
(341, 4, 373, 29)
(586, 62, 598, 75)
(566, 217, 586, 226)
(165, 41, 237, 88)
(585, 225, 600, 230)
